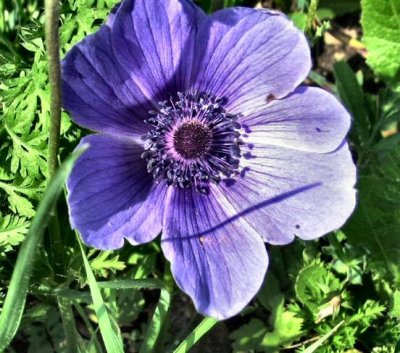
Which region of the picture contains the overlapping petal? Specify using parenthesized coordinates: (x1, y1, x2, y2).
(240, 86, 351, 153)
(162, 186, 268, 319)
(67, 135, 167, 250)
(191, 7, 311, 112)
(220, 143, 356, 244)
(62, 25, 151, 136)
(111, 0, 205, 95)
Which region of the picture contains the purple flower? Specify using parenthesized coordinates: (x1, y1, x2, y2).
(63, 0, 356, 319)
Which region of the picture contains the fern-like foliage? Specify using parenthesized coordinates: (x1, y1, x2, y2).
(0, 214, 29, 252)
(0, 0, 118, 250)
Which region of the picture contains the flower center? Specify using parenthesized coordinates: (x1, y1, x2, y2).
(173, 121, 212, 160)
(142, 91, 241, 193)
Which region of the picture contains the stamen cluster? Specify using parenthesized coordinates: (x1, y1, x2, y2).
(142, 92, 241, 193)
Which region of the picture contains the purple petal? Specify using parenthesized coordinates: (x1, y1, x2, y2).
(62, 25, 152, 136)
(67, 134, 167, 250)
(111, 0, 205, 95)
(221, 143, 356, 244)
(162, 186, 268, 319)
(191, 8, 311, 111)
(240, 86, 351, 153)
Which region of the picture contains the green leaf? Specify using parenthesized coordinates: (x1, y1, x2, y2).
(79, 243, 124, 353)
(259, 308, 303, 352)
(232, 273, 303, 353)
(138, 279, 171, 353)
(303, 321, 345, 353)
(0, 168, 44, 217)
(361, 0, 400, 83)
(290, 12, 308, 31)
(390, 290, 400, 318)
(375, 89, 400, 131)
(344, 147, 400, 280)
(333, 61, 371, 146)
(231, 319, 267, 353)
(94, 278, 171, 353)
(61, 0, 120, 52)
(318, 0, 360, 19)
(295, 263, 341, 313)
(223, 0, 243, 7)
(57, 297, 80, 353)
(0, 149, 85, 352)
(90, 250, 126, 275)
(231, 309, 303, 353)
(0, 213, 29, 251)
(172, 317, 218, 353)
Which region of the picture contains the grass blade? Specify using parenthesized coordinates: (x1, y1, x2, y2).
(302, 321, 345, 353)
(58, 297, 79, 353)
(74, 302, 104, 353)
(79, 241, 124, 353)
(0, 149, 86, 353)
(97, 279, 167, 291)
(95, 279, 172, 353)
(172, 317, 218, 353)
(139, 282, 171, 353)
(333, 61, 371, 145)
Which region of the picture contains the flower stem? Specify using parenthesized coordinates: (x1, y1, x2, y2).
(45, 0, 65, 278)
(45, 0, 62, 179)
(305, 0, 320, 38)
(44, 1, 78, 350)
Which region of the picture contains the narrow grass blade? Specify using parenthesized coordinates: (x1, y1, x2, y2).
(79, 241, 124, 353)
(97, 279, 167, 291)
(395, 336, 400, 353)
(38, 286, 92, 302)
(96, 279, 171, 353)
(302, 321, 345, 353)
(333, 61, 371, 145)
(172, 317, 218, 353)
(0, 149, 86, 353)
(58, 297, 79, 353)
(139, 282, 171, 353)
(74, 302, 104, 353)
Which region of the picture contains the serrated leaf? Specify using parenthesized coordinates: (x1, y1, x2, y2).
(0, 167, 43, 217)
(89, 250, 126, 276)
(295, 263, 341, 313)
(0, 214, 29, 251)
(361, 0, 400, 83)
(0, 149, 85, 352)
(259, 308, 303, 352)
(60, 0, 120, 52)
(233, 272, 303, 353)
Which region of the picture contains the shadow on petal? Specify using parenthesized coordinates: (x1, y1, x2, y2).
(161, 182, 321, 242)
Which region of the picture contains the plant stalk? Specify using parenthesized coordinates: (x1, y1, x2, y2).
(45, 0, 66, 279)
(305, 0, 320, 38)
(45, 1, 78, 350)
(45, 0, 62, 178)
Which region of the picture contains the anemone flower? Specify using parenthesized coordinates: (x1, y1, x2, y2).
(62, 0, 356, 319)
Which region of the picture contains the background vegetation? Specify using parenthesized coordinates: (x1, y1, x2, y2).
(0, 0, 400, 352)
